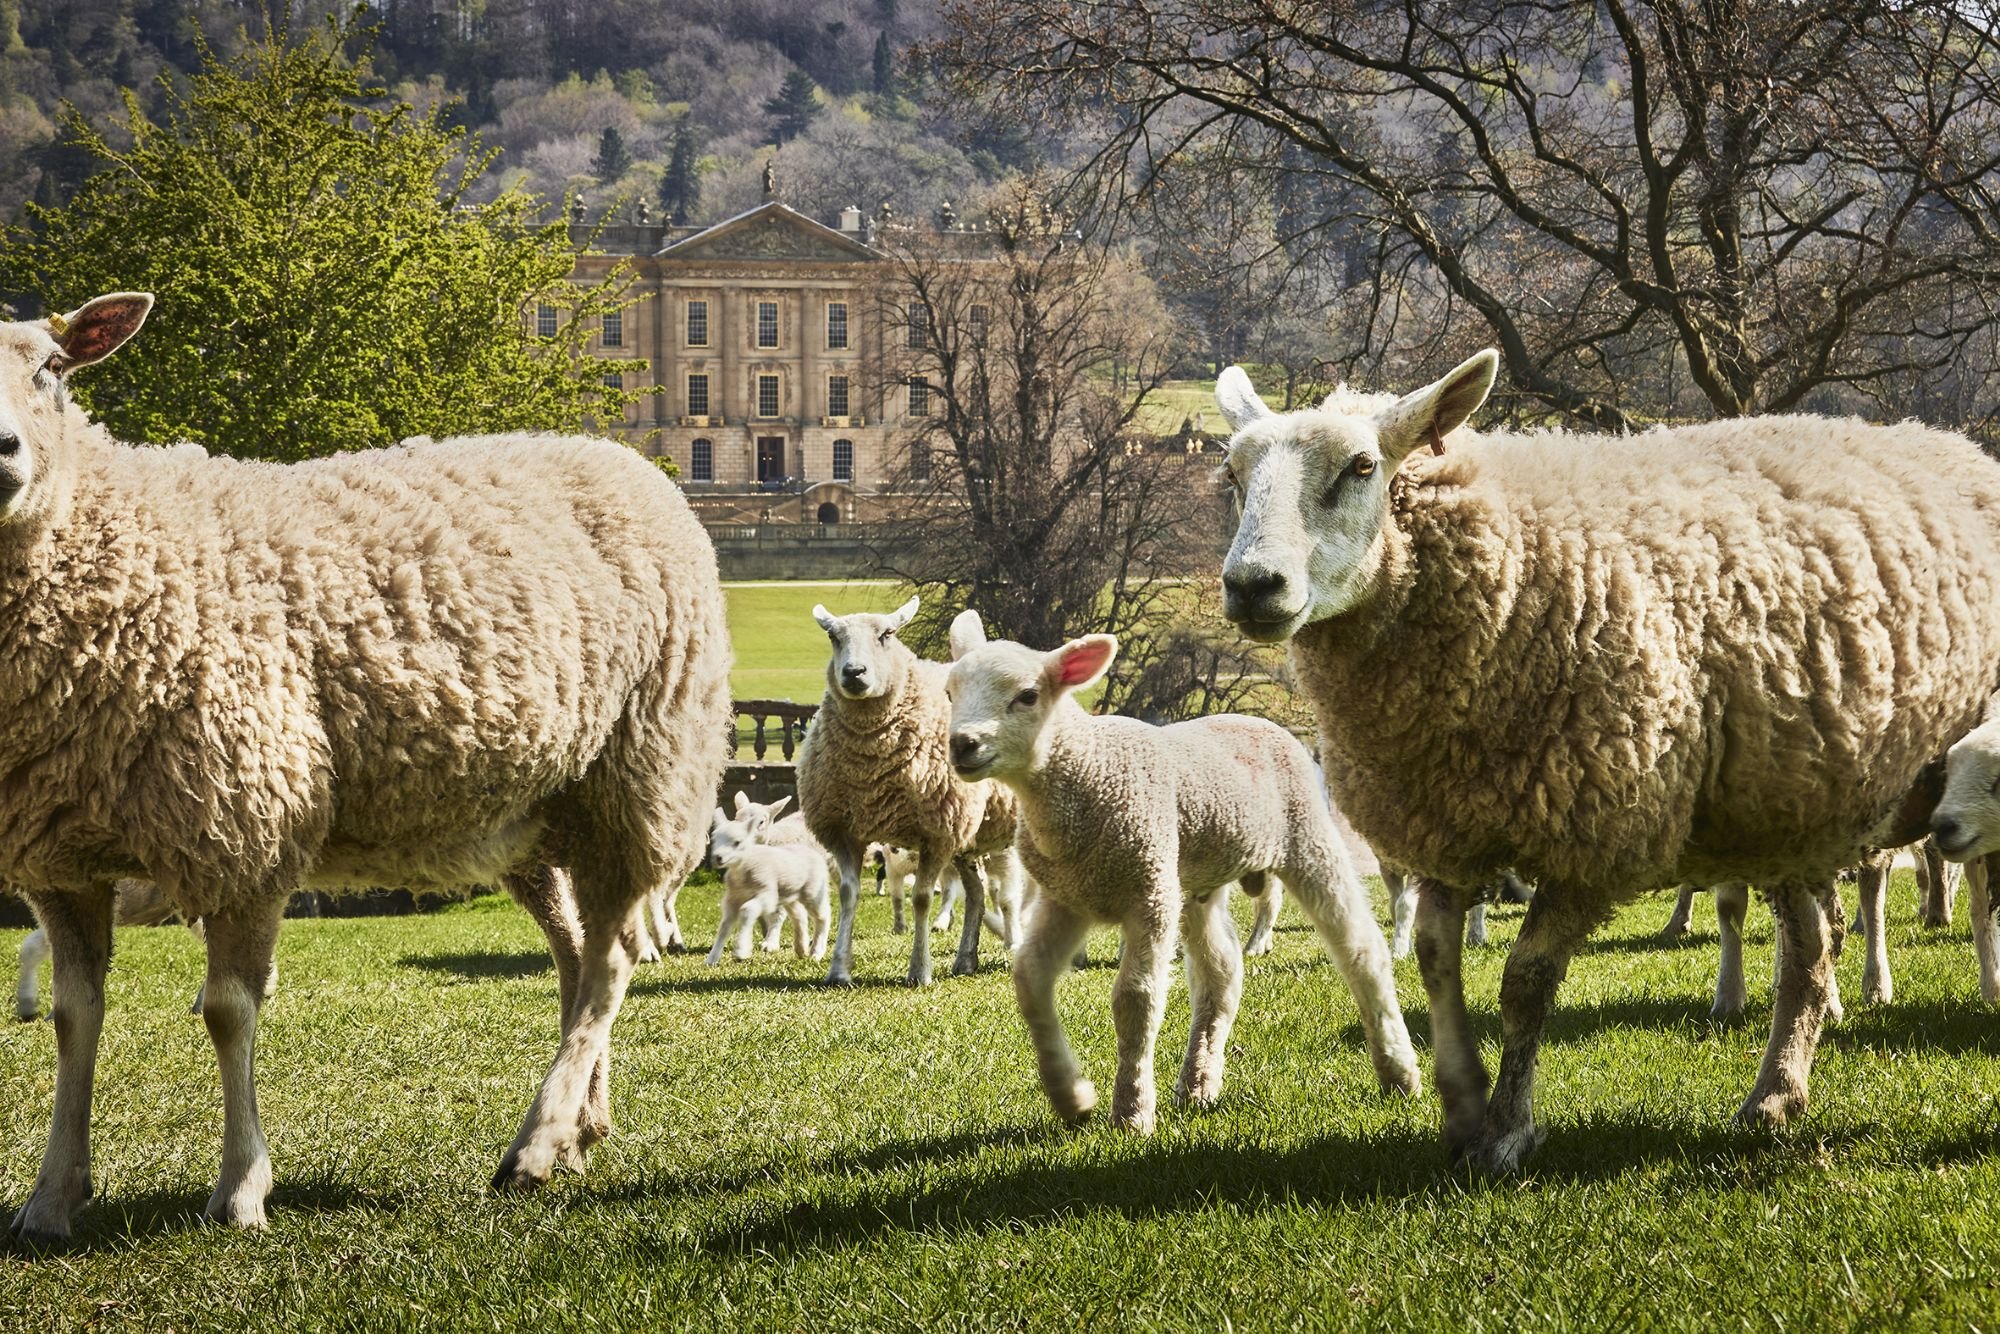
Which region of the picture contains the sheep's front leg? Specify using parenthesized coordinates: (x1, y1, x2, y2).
(704, 892, 743, 967)
(1661, 884, 1699, 941)
(822, 839, 865, 987)
(1737, 879, 1838, 1128)
(10, 886, 115, 1242)
(200, 894, 288, 1228)
(1918, 840, 1957, 928)
(1243, 873, 1282, 958)
(785, 901, 812, 959)
(1413, 878, 1486, 1157)
(933, 867, 959, 935)
(1110, 898, 1178, 1133)
(15, 926, 49, 1022)
(1970, 855, 2000, 1006)
(808, 883, 832, 962)
(1465, 901, 1488, 947)
(1014, 896, 1094, 1124)
(905, 850, 945, 986)
(950, 854, 988, 976)
(1711, 882, 1750, 1022)
(1175, 888, 1242, 1108)
(1383, 867, 1416, 960)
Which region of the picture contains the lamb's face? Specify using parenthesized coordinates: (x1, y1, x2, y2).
(0, 293, 152, 529)
(1932, 722, 2000, 862)
(1214, 352, 1500, 642)
(813, 596, 919, 701)
(946, 633, 1116, 783)
(708, 808, 756, 869)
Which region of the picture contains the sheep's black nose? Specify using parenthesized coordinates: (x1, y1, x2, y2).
(950, 735, 981, 766)
(1226, 569, 1288, 602)
(0, 432, 19, 456)
(841, 665, 866, 682)
(1934, 815, 1965, 847)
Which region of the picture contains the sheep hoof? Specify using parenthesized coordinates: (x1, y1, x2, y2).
(1244, 936, 1273, 958)
(891, 920, 906, 935)
(490, 1151, 554, 1193)
(1051, 1078, 1097, 1126)
(1110, 1104, 1157, 1135)
(203, 1181, 270, 1230)
(664, 940, 687, 955)
(1982, 977, 2000, 1007)
(949, 953, 979, 977)
(822, 969, 856, 988)
(9, 1187, 82, 1244)
(1174, 1074, 1223, 1109)
(1735, 1084, 1807, 1129)
(1468, 1122, 1542, 1176)
(14, 1007, 35, 1024)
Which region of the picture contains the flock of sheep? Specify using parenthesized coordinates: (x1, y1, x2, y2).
(6, 291, 2000, 1242)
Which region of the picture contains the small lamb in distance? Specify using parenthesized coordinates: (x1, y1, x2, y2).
(705, 805, 831, 965)
(945, 617, 1420, 1132)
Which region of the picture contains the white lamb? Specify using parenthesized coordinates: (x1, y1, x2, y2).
(705, 807, 830, 964)
(1924, 714, 2000, 1002)
(944, 618, 1420, 1132)
(0, 294, 730, 1238)
(1216, 351, 2000, 1173)
(796, 597, 1022, 986)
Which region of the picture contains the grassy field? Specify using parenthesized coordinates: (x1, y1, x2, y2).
(724, 579, 907, 704)
(5, 873, 2000, 1327)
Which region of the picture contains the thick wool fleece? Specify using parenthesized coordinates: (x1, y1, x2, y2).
(0, 421, 731, 918)
(797, 655, 1017, 862)
(1292, 414, 2000, 895)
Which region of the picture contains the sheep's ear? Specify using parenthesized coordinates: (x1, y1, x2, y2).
(731, 791, 750, 815)
(1374, 349, 1498, 467)
(1042, 634, 1118, 695)
(886, 596, 919, 632)
(948, 609, 987, 661)
(1215, 365, 1271, 433)
(712, 806, 727, 828)
(48, 292, 152, 371)
(766, 794, 792, 819)
(812, 604, 840, 634)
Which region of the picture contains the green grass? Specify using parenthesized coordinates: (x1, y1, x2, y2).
(724, 579, 907, 704)
(6, 872, 2000, 1327)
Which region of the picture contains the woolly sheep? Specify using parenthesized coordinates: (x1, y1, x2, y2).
(705, 806, 830, 964)
(0, 295, 730, 1239)
(795, 598, 1020, 986)
(944, 619, 1420, 1132)
(1215, 351, 2000, 1173)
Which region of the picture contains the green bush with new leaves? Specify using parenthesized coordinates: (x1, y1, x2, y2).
(1, 20, 652, 465)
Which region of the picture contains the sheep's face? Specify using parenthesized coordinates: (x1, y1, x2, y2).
(1216, 351, 1499, 641)
(0, 293, 152, 529)
(709, 808, 757, 869)
(1932, 722, 2000, 862)
(813, 596, 918, 701)
(730, 790, 791, 839)
(946, 627, 1115, 784)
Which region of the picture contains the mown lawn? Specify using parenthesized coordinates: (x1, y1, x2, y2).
(724, 579, 907, 704)
(5, 873, 2000, 1328)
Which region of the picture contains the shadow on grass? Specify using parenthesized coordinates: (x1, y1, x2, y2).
(629, 971, 922, 996)
(8, 1177, 401, 1255)
(677, 1112, 1873, 1258)
(398, 949, 551, 980)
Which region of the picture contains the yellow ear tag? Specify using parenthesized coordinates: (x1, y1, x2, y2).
(45, 312, 68, 339)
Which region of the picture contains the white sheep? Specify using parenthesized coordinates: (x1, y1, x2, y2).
(1925, 715, 2000, 1002)
(705, 806, 831, 964)
(945, 619, 1420, 1132)
(0, 294, 730, 1238)
(795, 598, 1020, 986)
(1215, 352, 2000, 1173)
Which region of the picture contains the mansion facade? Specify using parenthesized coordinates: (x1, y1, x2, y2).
(560, 200, 965, 526)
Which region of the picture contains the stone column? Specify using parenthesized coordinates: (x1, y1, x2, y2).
(799, 282, 818, 481)
(719, 280, 744, 481)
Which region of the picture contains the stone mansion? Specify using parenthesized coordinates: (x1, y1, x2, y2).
(559, 198, 984, 527)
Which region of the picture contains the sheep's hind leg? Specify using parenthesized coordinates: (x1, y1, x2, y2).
(823, 838, 866, 986)
(1175, 887, 1242, 1108)
(1918, 839, 1957, 928)
(904, 850, 946, 987)
(949, 854, 988, 976)
(1243, 872, 1281, 958)
(1857, 853, 1893, 1005)
(1110, 896, 1178, 1133)
(1014, 897, 1095, 1125)
(1288, 856, 1420, 1096)
(1711, 882, 1750, 1022)
(644, 889, 672, 960)
(15, 926, 49, 1022)
(506, 866, 600, 1169)
(1413, 878, 1486, 1158)
(1737, 879, 1838, 1129)
(199, 893, 288, 1228)
(1384, 867, 1416, 960)
(1472, 884, 1609, 1175)
(10, 886, 115, 1242)
(1660, 883, 1699, 942)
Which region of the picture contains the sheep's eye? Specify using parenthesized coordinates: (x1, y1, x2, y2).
(1351, 455, 1377, 478)
(1223, 464, 1239, 490)
(878, 629, 895, 645)
(1013, 688, 1039, 709)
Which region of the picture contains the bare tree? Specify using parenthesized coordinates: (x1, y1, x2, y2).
(935, 0, 2000, 430)
(871, 188, 1266, 716)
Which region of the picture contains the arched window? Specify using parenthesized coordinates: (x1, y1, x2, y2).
(690, 437, 713, 482)
(816, 501, 841, 524)
(832, 438, 854, 482)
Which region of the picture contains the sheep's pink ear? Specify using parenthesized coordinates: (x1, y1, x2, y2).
(767, 794, 792, 818)
(49, 292, 152, 370)
(1043, 635, 1118, 695)
(1374, 349, 1497, 467)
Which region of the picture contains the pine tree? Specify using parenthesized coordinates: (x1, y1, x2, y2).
(591, 125, 631, 182)
(872, 31, 895, 97)
(657, 123, 701, 224)
(762, 69, 820, 146)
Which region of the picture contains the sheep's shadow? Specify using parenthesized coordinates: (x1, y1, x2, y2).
(4, 1177, 400, 1254)
(676, 1112, 1878, 1259)
(629, 971, 924, 996)
(397, 949, 551, 980)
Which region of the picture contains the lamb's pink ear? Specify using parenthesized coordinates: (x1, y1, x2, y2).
(767, 795, 792, 818)
(1042, 635, 1118, 695)
(948, 609, 987, 662)
(1374, 349, 1498, 467)
(48, 292, 152, 370)
(732, 791, 750, 815)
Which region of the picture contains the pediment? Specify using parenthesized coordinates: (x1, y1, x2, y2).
(659, 204, 877, 262)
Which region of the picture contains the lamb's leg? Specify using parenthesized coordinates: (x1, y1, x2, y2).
(704, 894, 741, 967)
(1712, 882, 1750, 1022)
(1466, 901, 1488, 947)
(1737, 879, 1838, 1128)
(1857, 855, 1892, 1005)
(632, 902, 662, 965)
(891, 865, 907, 935)
(1175, 888, 1242, 1108)
(645, 890, 672, 961)
(998, 857, 1025, 949)
(1288, 855, 1420, 1095)
(10, 886, 114, 1242)
(1661, 883, 1699, 941)
(759, 908, 784, 951)
(950, 854, 987, 976)
(1413, 877, 1487, 1158)
(809, 883, 832, 962)
(198, 894, 287, 1228)
(733, 895, 763, 961)
(15, 926, 49, 1022)
(1821, 880, 1847, 1025)
(823, 838, 865, 986)
(1110, 899, 1177, 1133)
(495, 894, 640, 1190)
(656, 879, 686, 954)
(1243, 872, 1281, 958)
(784, 902, 810, 959)
(1385, 868, 1416, 960)
(1971, 855, 2000, 1006)
(906, 850, 945, 986)
(1014, 896, 1095, 1124)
